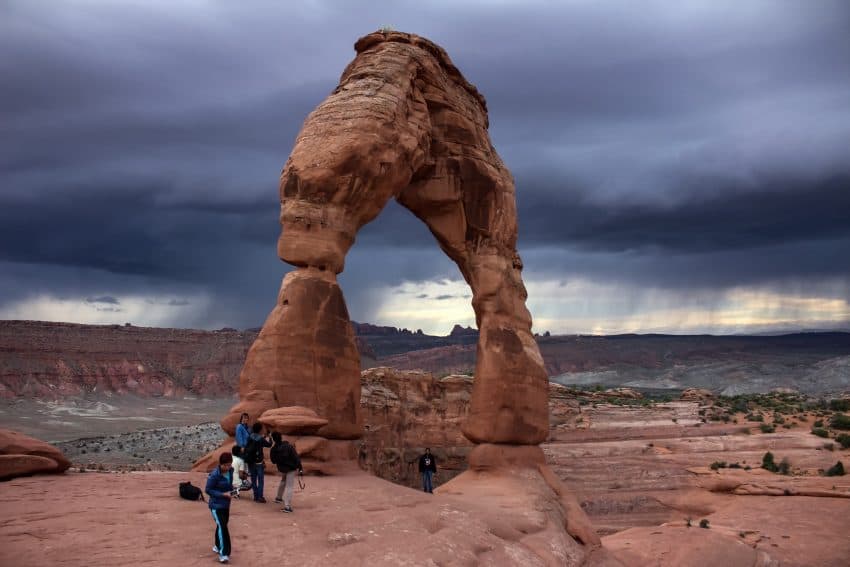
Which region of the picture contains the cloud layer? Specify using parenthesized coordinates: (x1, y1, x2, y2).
(1, 0, 849, 333)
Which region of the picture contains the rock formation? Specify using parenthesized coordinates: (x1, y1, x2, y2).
(223, 30, 549, 453)
(0, 428, 71, 480)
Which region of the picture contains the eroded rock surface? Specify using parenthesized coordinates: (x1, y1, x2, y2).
(0, 428, 70, 480)
(229, 30, 549, 449)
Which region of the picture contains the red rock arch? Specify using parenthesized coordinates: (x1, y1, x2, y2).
(227, 31, 549, 447)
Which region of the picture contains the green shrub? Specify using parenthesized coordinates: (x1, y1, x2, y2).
(710, 461, 727, 470)
(829, 414, 850, 430)
(823, 442, 835, 451)
(825, 461, 845, 477)
(762, 451, 778, 472)
(812, 427, 830, 438)
(746, 413, 764, 422)
(760, 423, 775, 433)
(814, 419, 824, 428)
(699, 519, 710, 529)
(829, 399, 850, 412)
(778, 458, 791, 475)
(836, 434, 850, 449)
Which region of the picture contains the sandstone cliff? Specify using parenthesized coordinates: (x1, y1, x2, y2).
(0, 320, 253, 399)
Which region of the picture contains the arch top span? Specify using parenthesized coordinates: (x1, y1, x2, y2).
(232, 30, 549, 451)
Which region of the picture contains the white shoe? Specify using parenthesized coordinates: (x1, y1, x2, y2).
(212, 546, 219, 553)
(219, 556, 229, 564)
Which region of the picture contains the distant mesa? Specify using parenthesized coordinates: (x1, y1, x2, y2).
(449, 324, 478, 337)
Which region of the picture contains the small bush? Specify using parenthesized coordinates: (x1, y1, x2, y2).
(699, 519, 710, 529)
(829, 399, 850, 412)
(812, 427, 830, 438)
(762, 451, 778, 472)
(825, 461, 845, 477)
(829, 414, 850, 430)
(836, 434, 850, 449)
(729, 462, 742, 469)
(778, 458, 791, 475)
(746, 413, 764, 422)
(760, 423, 775, 433)
(710, 461, 727, 470)
(814, 419, 824, 428)
(823, 442, 835, 451)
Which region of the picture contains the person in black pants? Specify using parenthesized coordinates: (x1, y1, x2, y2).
(206, 452, 233, 563)
(418, 448, 437, 493)
(245, 422, 272, 502)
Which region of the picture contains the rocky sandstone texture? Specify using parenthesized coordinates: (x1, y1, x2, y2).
(226, 30, 550, 448)
(4, 321, 850, 401)
(0, 320, 252, 399)
(0, 470, 621, 567)
(0, 428, 70, 480)
(357, 368, 580, 488)
(197, 368, 581, 483)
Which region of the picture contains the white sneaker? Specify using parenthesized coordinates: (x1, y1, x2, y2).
(219, 556, 229, 564)
(212, 546, 219, 553)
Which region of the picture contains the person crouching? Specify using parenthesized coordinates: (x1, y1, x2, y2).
(206, 452, 233, 563)
(230, 445, 252, 498)
(270, 432, 303, 513)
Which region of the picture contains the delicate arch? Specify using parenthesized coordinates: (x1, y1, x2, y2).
(229, 31, 548, 446)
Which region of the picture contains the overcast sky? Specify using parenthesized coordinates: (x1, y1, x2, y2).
(2, 0, 849, 335)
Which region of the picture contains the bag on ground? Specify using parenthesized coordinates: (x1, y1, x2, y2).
(179, 481, 204, 501)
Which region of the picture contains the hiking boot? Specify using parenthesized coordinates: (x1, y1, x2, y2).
(282, 506, 293, 513)
(257, 496, 267, 503)
(274, 497, 283, 503)
(219, 555, 230, 564)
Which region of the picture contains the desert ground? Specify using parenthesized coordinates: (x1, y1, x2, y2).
(2, 389, 849, 565)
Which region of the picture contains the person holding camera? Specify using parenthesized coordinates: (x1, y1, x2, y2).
(206, 452, 234, 563)
(243, 423, 272, 503)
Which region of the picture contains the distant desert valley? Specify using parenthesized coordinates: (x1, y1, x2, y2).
(1, 320, 849, 565)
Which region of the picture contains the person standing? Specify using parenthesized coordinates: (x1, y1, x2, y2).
(235, 413, 250, 448)
(270, 432, 303, 513)
(206, 452, 233, 564)
(418, 448, 437, 493)
(245, 422, 272, 503)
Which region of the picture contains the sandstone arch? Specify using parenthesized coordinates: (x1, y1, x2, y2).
(227, 31, 549, 448)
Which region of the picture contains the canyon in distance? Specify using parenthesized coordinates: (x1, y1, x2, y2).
(1, 319, 849, 565)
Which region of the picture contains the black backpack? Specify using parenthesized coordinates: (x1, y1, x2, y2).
(270, 442, 297, 471)
(244, 437, 263, 464)
(179, 481, 204, 501)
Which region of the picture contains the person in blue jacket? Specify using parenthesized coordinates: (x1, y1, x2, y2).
(206, 452, 234, 564)
(235, 413, 250, 448)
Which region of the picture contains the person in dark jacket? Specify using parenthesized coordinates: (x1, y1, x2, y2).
(418, 448, 437, 493)
(206, 452, 233, 564)
(270, 431, 303, 513)
(245, 422, 272, 503)
(235, 413, 250, 448)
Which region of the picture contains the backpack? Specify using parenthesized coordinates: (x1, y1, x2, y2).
(244, 437, 263, 464)
(270, 442, 297, 471)
(179, 481, 204, 501)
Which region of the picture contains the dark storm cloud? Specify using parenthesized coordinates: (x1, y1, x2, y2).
(85, 296, 120, 305)
(1, 0, 849, 329)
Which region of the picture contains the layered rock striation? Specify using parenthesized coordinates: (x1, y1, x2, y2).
(0, 428, 71, 481)
(225, 30, 549, 451)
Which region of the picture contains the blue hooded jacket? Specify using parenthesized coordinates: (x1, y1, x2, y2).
(235, 423, 250, 448)
(205, 466, 232, 510)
